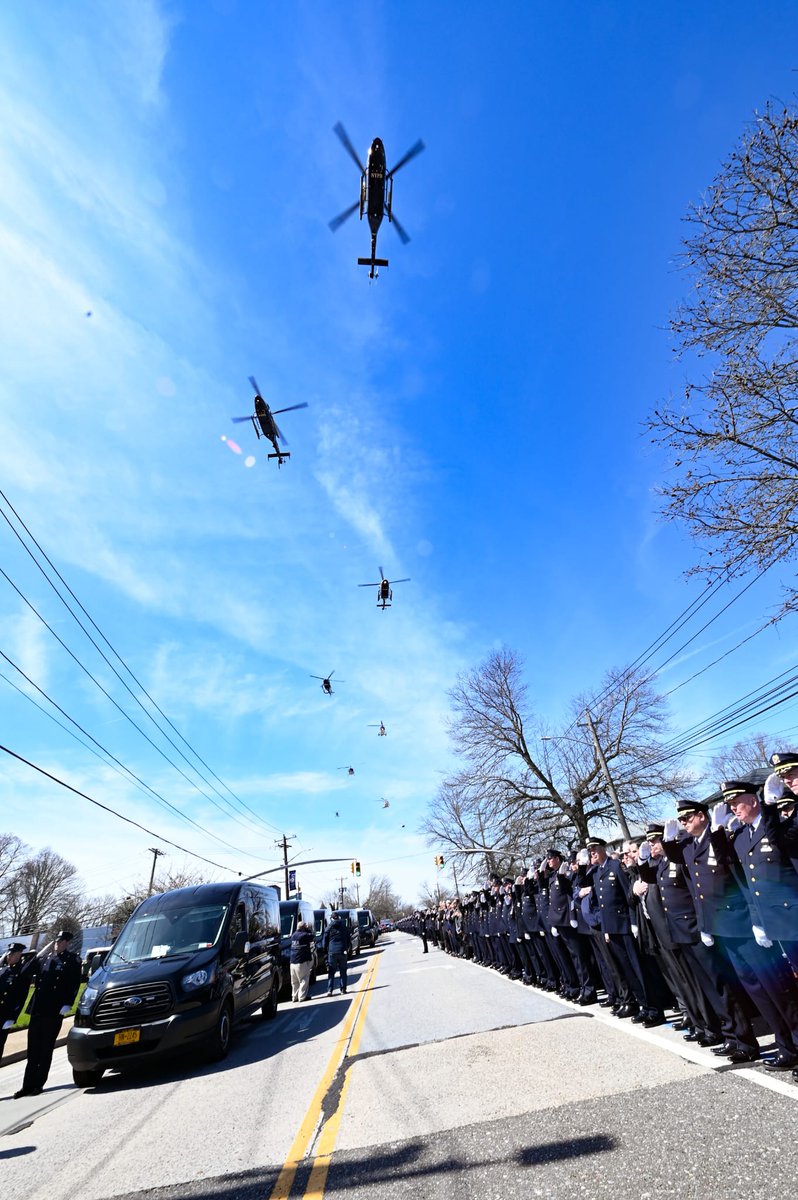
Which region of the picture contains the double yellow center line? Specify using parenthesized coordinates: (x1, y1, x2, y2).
(268, 954, 380, 1200)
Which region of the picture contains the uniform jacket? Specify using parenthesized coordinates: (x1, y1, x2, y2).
(663, 828, 751, 939)
(546, 870, 575, 928)
(728, 811, 798, 940)
(590, 857, 634, 935)
(323, 919, 351, 956)
(638, 854, 699, 946)
(0, 957, 31, 1023)
(521, 880, 541, 935)
(28, 949, 81, 1018)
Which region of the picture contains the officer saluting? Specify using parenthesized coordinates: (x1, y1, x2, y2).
(0, 943, 30, 1063)
(14, 930, 81, 1098)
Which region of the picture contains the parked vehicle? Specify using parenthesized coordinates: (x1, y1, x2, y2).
(356, 908, 380, 948)
(81, 946, 113, 982)
(67, 881, 282, 1087)
(278, 898, 318, 996)
(334, 909, 361, 959)
(379, 918, 395, 932)
(313, 908, 330, 974)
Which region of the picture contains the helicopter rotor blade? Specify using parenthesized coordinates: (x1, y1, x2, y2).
(273, 422, 287, 445)
(329, 200, 360, 233)
(358, 582, 378, 588)
(379, 566, 385, 581)
(391, 578, 411, 584)
(388, 139, 425, 176)
(333, 122, 366, 173)
(231, 416, 252, 423)
(272, 403, 309, 415)
(390, 211, 411, 245)
(328, 671, 335, 680)
(248, 375, 262, 397)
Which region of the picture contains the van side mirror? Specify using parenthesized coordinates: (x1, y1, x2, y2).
(232, 931, 249, 957)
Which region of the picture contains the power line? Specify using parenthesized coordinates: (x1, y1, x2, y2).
(0, 488, 284, 837)
(0, 648, 270, 861)
(0, 744, 240, 875)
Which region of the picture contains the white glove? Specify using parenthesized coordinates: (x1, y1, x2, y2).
(752, 925, 773, 948)
(557, 861, 569, 876)
(711, 801, 728, 832)
(59, 1005, 72, 1016)
(664, 818, 679, 842)
(631, 923, 639, 938)
(550, 926, 559, 937)
(569, 918, 578, 928)
(638, 842, 652, 863)
(526, 868, 535, 880)
(700, 932, 714, 947)
(2, 1020, 14, 1030)
(764, 772, 785, 805)
(579, 886, 592, 899)
(576, 849, 589, 866)
(633, 881, 648, 897)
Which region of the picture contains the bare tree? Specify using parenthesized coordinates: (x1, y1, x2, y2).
(363, 874, 402, 920)
(422, 649, 691, 871)
(105, 866, 210, 928)
(4, 848, 83, 935)
(649, 103, 798, 608)
(417, 880, 456, 909)
(706, 733, 771, 784)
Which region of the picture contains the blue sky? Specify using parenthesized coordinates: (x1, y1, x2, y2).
(1, 1, 798, 911)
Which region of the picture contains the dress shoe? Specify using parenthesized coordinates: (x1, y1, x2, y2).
(726, 1048, 760, 1063)
(616, 1004, 640, 1019)
(764, 1053, 798, 1071)
(13, 1089, 32, 1099)
(598, 998, 614, 1008)
(644, 1012, 666, 1028)
(578, 991, 598, 1006)
(671, 1019, 691, 1031)
(697, 1034, 723, 1048)
(630, 1011, 648, 1024)
(682, 1030, 700, 1042)
(711, 1042, 738, 1057)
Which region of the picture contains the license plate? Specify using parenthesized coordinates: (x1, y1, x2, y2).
(113, 1028, 141, 1046)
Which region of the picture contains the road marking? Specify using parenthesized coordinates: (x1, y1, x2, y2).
(266, 956, 379, 1200)
(303, 956, 379, 1199)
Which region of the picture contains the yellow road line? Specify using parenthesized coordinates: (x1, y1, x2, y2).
(303, 954, 380, 1199)
(267, 957, 379, 1200)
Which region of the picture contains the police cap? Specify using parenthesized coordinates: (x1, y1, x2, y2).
(770, 751, 798, 775)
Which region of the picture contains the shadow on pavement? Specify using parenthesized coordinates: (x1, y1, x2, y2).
(111, 1134, 616, 1200)
(0, 1145, 36, 1159)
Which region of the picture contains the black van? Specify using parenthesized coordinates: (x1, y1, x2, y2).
(67, 881, 282, 1087)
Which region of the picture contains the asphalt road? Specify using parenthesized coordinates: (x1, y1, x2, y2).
(1, 934, 797, 1200)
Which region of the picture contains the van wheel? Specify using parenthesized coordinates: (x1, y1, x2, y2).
(72, 1068, 103, 1088)
(206, 999, 233, 1060)
(261, 980, 278, 1021)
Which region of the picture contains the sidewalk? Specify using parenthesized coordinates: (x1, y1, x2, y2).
(0, 1017, 74, 1067)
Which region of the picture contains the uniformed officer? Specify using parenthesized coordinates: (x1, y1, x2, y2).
(581, 836, 653, 1020)
(546, 849, 592, 1002)
(15, 930, 81, 1098)
(0, 943, 30, 1062)
(718, 780, 798, 1070)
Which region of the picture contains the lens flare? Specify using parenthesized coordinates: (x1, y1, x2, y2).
(244, 455, 256, 468)
(220, 436, 242, 455)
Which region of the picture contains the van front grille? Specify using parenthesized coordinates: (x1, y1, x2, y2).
(92, 982, 173, 1028)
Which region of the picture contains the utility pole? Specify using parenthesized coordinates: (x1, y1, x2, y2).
(452, 861, 461, 903)
(275, 834, 296, 898)
(581, 710, 630, 839)
(338, 877, 346, 907)
(147, 847, 165, 896)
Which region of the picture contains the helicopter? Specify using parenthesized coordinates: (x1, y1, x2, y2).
(359, 567, 410, 610)
(329, 123, 425, 279)
(368, 721, 387, 737)
(232, 376, 308, 467)
(338, 765, 356, 776)
(311, 671, 343, 696)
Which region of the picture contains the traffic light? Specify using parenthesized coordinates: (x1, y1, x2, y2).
(350, 861, 355, 874)
(434, 854, 445, 868)
(355, 861, 361, 877)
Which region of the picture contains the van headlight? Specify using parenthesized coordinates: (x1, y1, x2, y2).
(81, 985, 99, 1007)
(182, 969, 211, 990)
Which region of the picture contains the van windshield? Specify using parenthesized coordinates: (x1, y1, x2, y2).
(357, 913, 370, 929)
(281, 909, 298, 937)
(108, 904, 229, 965)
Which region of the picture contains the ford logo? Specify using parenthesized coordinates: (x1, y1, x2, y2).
(123, 996, 143, 1008)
